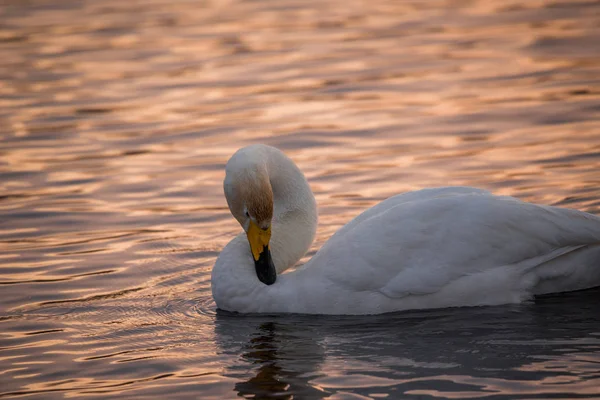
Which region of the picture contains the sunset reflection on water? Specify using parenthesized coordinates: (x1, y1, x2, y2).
(1, 0, 599, 398)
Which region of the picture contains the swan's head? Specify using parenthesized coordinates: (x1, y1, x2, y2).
(223, 160, 276, 285)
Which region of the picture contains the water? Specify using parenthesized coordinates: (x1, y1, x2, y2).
(1, 0, 600, 398)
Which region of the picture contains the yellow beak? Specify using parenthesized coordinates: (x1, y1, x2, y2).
(246, 220, 271, 261)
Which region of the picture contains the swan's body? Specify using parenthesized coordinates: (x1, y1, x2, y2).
(212, 144, 600, 315)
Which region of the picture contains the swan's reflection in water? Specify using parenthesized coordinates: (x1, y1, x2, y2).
(234, 322, 327, 399)
(214, 289, 600, 399)
(214, 314, 327, 399)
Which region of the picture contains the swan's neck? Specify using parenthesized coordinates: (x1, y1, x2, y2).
(266, 150, 318, 273)
(213, 146, 318, 306)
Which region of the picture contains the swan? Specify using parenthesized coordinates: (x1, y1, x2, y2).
(211, 144, 600, 315)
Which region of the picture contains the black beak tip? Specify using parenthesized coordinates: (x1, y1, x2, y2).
(255, 246, 277, 285)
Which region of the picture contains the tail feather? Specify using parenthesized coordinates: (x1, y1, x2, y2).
(530, 244, 600, 295)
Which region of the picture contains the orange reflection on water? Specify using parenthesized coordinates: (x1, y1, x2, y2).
(0, 0, 599, 398)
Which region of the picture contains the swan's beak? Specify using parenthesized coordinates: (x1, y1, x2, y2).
(246, 221, 276, 285)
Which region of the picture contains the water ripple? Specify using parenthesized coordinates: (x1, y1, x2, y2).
(1, 0, 599, 398)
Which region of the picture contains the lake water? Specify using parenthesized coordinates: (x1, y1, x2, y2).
(1, 0, 600, 398)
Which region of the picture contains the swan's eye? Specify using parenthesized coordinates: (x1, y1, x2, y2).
(245, 210, 250, 218)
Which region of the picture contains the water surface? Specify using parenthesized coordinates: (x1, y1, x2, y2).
(1, 0, 600, 398)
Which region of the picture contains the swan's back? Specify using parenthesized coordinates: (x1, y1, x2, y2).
(330, 187, 493, 239)
(298, 188, 600, 312)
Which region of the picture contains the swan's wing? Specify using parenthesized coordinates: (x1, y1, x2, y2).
(380, 244, 588, 299)
(311, 193, 600, 298)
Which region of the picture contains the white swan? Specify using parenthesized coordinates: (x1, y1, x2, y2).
(211, 144, 600, 315)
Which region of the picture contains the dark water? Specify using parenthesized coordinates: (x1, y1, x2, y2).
(1, 0, 600, 398)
